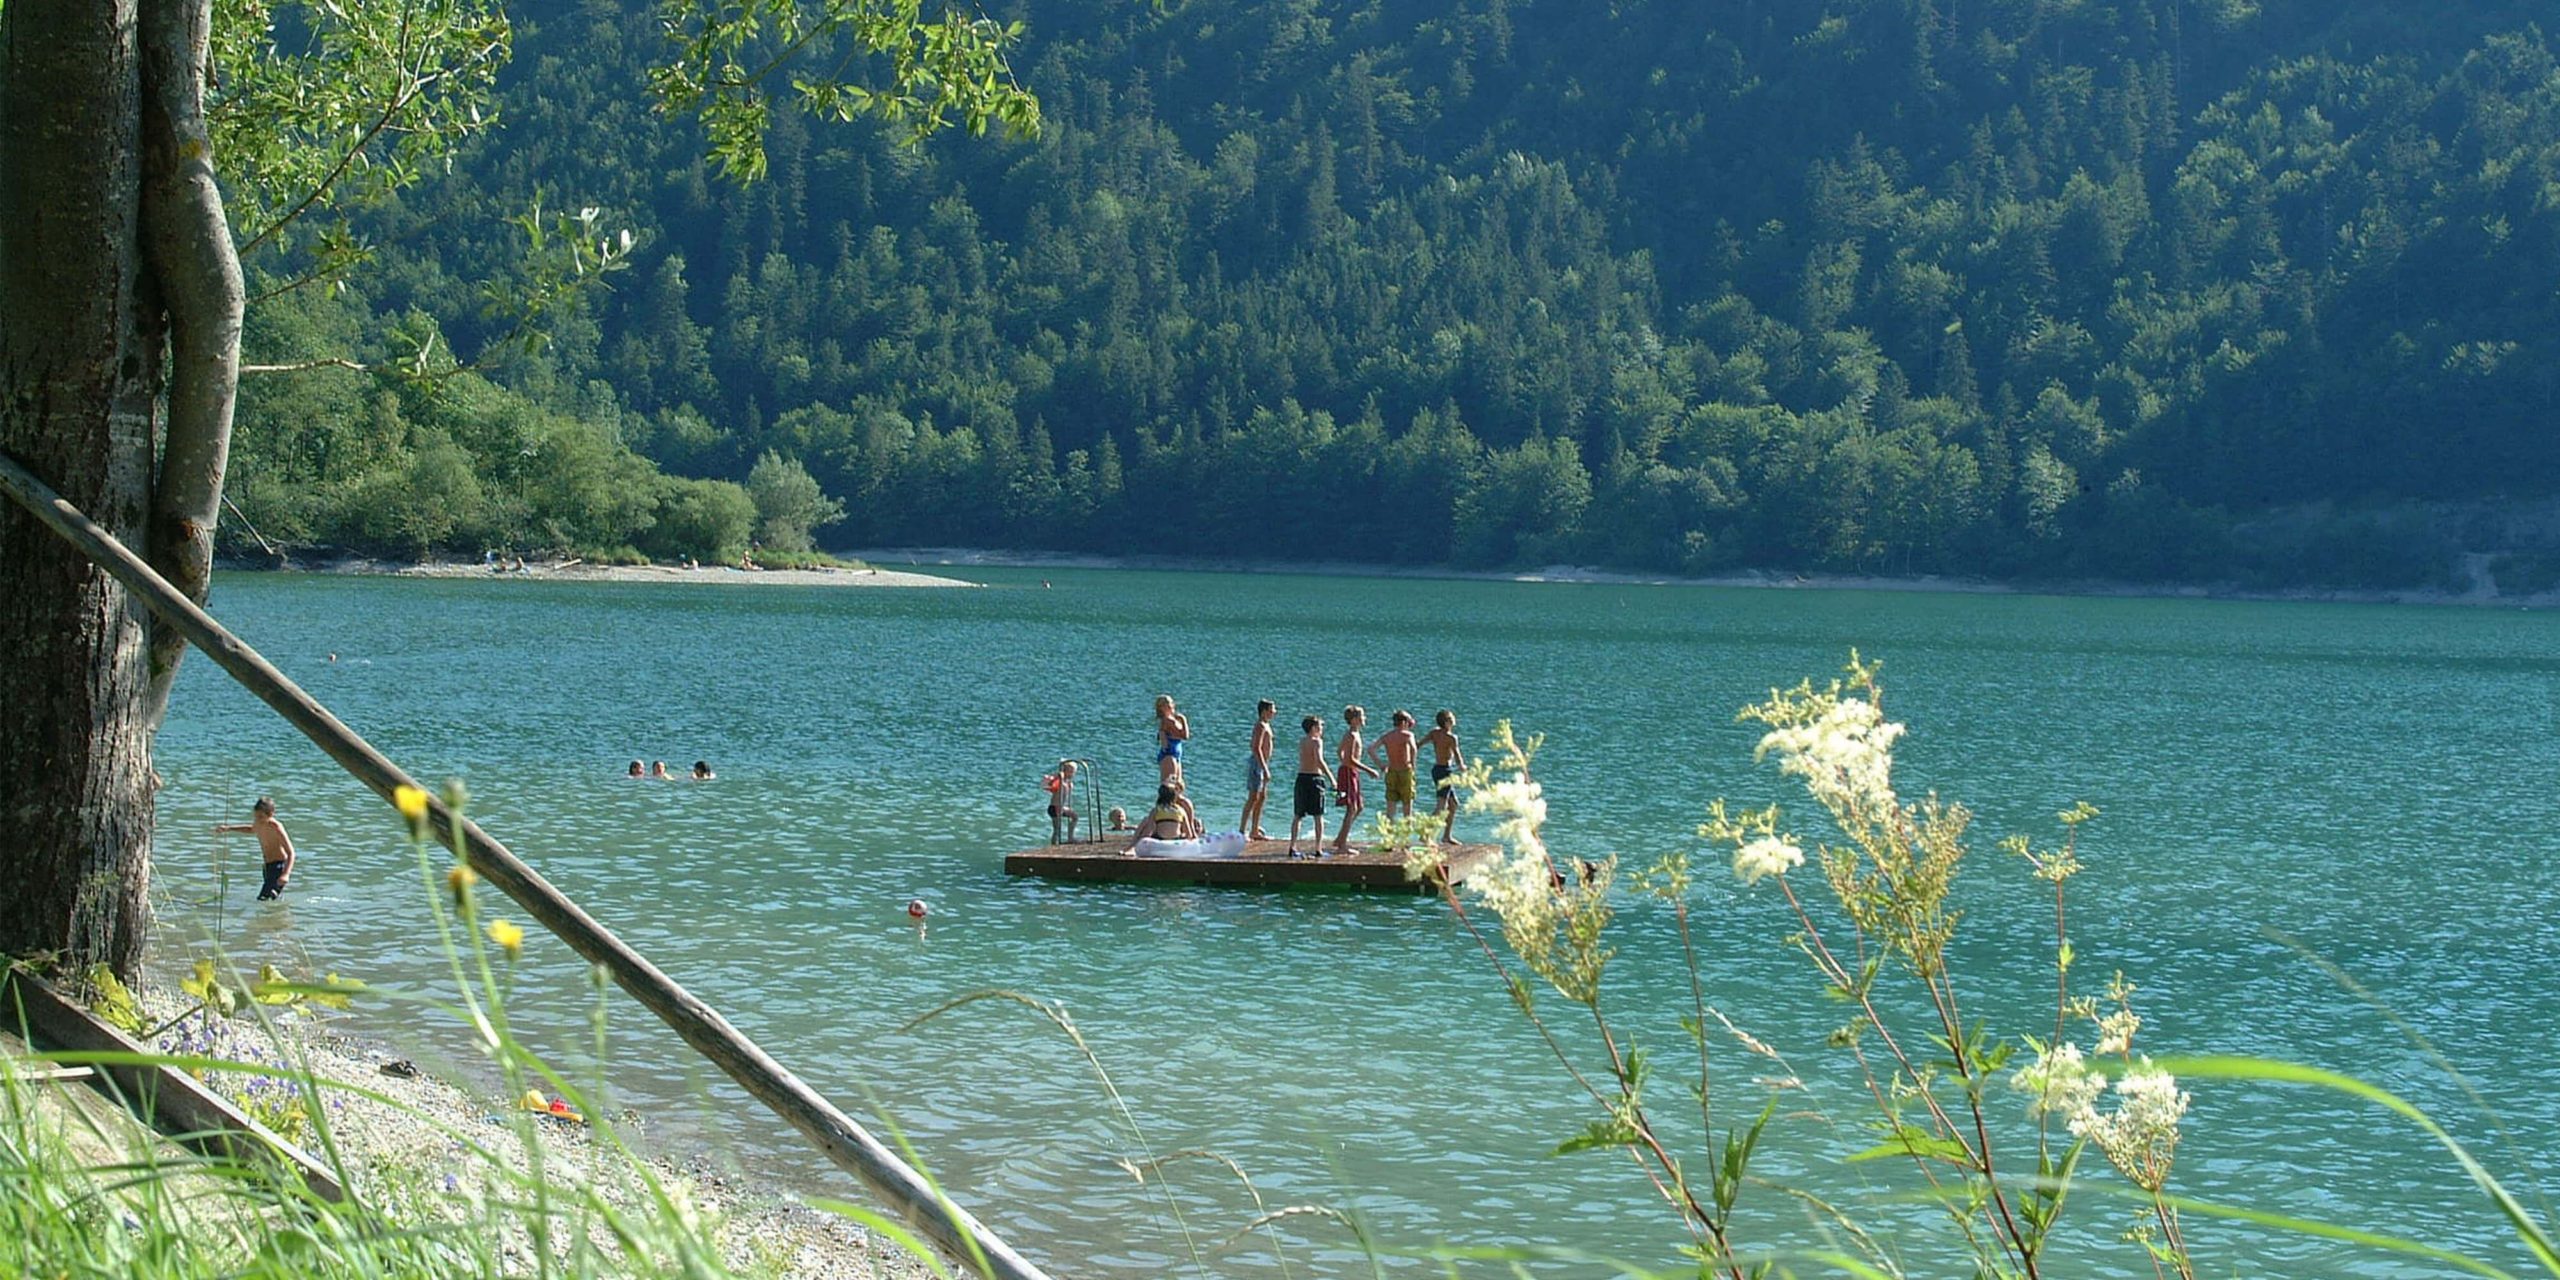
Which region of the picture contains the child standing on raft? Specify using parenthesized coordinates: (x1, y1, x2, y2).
(1330, 705, 1379, 856)
(1154, 694, 1189, 784)
(1376, 710, 1420, 821)
(1043, 759, 1079, 843)
(1288, 715, 1328, 855)
(1240, 699, 1275, 840)
(1425, 710, 1467, 844)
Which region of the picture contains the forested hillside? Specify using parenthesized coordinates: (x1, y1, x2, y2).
(228, 0, 2560, 589)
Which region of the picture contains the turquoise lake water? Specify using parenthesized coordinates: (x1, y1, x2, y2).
(151, 568, 2560, 1277)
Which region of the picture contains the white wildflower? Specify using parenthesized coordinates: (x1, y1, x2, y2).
(1469, 843, 1556, 925)
(1756, 697, 1903, 819)
(2011, 1041, 2104, 1121)
(2094, 1007, 2141, 1055)
(1459, 770, 1564, 960)
(2111, 1067, 2189, 1139)
(2069, 1059, 2190, 1193)
(1468, 776, 1549, 861)
(1732, 836, 1805, 885)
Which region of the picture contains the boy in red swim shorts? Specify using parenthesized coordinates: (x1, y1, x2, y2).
(1330, 705, 1379, 856)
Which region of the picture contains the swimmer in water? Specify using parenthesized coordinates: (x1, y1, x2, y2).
(213, 796, 297, 901)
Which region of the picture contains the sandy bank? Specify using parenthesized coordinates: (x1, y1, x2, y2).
(852, 546, 2560, 608)
(259, 557, 980, 589)
(133, 984, 943, 1280)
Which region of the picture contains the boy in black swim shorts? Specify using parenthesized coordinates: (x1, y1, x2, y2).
(1288, 714, 1329, 855)
(1425, 710, 1466, 844)
(214, 796, 298, 901)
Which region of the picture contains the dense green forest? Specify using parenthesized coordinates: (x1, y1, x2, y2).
(225, 0, 2560, 589)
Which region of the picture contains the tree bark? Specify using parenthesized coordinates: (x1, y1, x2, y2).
(0, 0, 161, 976)
(139, 0, 243, 725)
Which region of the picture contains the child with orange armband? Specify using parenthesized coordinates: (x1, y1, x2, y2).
(1042, 760, 1079, 843)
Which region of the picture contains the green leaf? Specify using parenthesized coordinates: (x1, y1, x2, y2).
(1552, 1117, 1641, 1157)
(84, 965, 146, 1035)
(1846, 1124, 1973, 1167)
(2156, 1055, 2560, 1275)
(250, 963, 302, 1005)
(180, 957, 220, 1002)
(1716, 1096, 1781, 1215)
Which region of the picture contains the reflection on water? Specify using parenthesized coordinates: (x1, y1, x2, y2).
(153, 568, 2560, 1276)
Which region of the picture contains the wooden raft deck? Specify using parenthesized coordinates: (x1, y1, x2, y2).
(1005, 838, 1497, 892)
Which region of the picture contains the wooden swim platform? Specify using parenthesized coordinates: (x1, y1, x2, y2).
(1005, 838, 1499, 893)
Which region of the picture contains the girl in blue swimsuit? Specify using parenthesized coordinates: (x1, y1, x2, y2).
(1153, 694, 1189, 782)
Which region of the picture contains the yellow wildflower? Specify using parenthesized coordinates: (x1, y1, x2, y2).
(486, 919, 525, 958)
(445, 864, 480, 906)
(394, 784, 430, 825)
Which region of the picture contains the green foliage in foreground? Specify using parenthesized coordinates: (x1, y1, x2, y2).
(227, 0, 2560, 587)
(1395, 656, 2560, 1278)
(0, 785, 946, 1280)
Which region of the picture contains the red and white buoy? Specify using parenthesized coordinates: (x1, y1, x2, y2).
(906, 898, 929, 920)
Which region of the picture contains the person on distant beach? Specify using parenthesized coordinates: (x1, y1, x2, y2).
(1425, 710, 1467, 844)
(627, 760, 646, 778)
(649, 760, 673, 780)
(213, 796, 297, 901)
(1153, 694, 1189, 783)
(1240, 699, 1276, 840)
(1131, 784, 1191, 846)
(691, 760, 716, 780)
(1376, 710, 1420, 821)
(1288, 715, 1328, 855)
(1105, 806, 1131, 832)
(1043, 760, 1080, 843)
(1330, 706, 1379, 856)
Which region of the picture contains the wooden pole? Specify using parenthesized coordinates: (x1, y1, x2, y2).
(0, 450, 1055, 1280)
(2, 969, 346, 1201)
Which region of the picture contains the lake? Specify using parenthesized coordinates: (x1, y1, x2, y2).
(151, 567, 2560, 1277)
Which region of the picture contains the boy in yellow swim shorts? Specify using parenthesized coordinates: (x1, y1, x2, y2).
(1376, 709, 1421, 819)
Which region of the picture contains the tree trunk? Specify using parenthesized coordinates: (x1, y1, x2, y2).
(0, 0, 162, 976)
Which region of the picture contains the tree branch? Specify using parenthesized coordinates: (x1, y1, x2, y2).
(141, 0, 247, 726)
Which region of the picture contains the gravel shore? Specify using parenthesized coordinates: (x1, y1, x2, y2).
(138, 987, 946, 1280)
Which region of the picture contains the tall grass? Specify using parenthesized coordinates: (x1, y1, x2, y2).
(1, 780, 947, 1280)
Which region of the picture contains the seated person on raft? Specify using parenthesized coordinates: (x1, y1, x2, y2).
(1130, 784, 1191, 846)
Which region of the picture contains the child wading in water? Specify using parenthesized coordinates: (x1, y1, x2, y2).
(1287, 715, 1328, 855)
(1425, 710, 1467, 844)
(1240, 699, 1275, 840)
(1376, 710, 1420, 822)
(1043, 760, 1080, 843)
(1330, 705, 1379, 856)
(214, 796, 297, 901)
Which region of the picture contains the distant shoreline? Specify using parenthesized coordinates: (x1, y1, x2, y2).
(846, 546, 2557, 609)
(219, 556, 982, 589)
